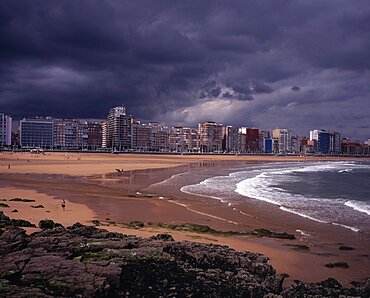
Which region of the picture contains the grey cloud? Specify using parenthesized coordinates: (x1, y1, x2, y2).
(0, 0, 369, 139)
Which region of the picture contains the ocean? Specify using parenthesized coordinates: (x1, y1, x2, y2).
(181, 161, 370, 232)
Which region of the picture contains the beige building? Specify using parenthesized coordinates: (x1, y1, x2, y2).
(169, 126, 198, 152)
(198, 121, 223, 152)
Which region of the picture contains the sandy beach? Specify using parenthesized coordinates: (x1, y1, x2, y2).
(1, 152, 369, 287)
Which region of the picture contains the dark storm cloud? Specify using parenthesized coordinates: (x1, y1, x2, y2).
(0, 0, 369, 139)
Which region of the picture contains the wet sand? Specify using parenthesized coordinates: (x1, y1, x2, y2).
(1, 152, 369, 286)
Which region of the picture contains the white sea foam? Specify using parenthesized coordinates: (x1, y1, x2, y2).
(344, 201, 370, 216)
(279, 206, 328, 224)
(180, 186, 229, 203)
(180, 161, 369, 233)
(331, 222, 359, 232)
(338, 169, 352, 173)
(296, 229, 311, 237)
(167, 200, 238, 225)
(238, 210, 253, 217)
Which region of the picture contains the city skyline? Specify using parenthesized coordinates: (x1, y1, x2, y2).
(4, 107, 369, 143)
(1, 1, 369, 140)
(4, 105, 368, 156)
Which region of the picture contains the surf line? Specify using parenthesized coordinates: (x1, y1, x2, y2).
(168, 199, 238, 225)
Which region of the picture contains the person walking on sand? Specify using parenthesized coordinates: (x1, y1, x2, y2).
(61, 199, 66, 211)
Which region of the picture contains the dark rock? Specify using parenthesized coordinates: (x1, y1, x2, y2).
(11, 209, 18, 213)
(339, 245, 354, 251)
(357, 278, 370, 297)
(38, 220, 63, 230)
(150, 234, 175, 241)
(284, 244, 310, 252)
(0, 221, 368, 297)
(0, 203, 9, 208)
(129, 220, 144, 228)
(252, 229, 296, 240)
(325, 262, 349, 268)
(9, 198, 36, 203)
(318, 277, 343, 290)
(11, 219, 36, 228)
(0, 212, 35, 228)
(31, 205, 44, 208)
(0, 211, 10, 223)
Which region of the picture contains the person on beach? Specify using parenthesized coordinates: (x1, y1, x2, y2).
(8, 164, 10, 170)
(61, 199, 66, 210)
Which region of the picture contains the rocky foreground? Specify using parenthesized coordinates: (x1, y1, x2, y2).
(0, 212, 369, 298)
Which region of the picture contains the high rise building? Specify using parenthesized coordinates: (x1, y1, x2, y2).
(0, 113, 12, 146)
(318, 131, 330, 154)
(329, 130, 341, 154)
(149, 122, 170, 151)
(101, 121, 108, 148)
(310, 129, 339, 154)
(53, 119, 88, 148)
(272, 128, 292, 154)
(238, 131, 247, 152)
(291, 135, 300, 153)
(169, 126, 198, 152)
(309, 129, 324, 152)
(132, 121, 151, 150)
(258, 130, 270, 153)
(309, 129, 321, 141)
(87, 121, 103, 149)
(222, 126, 238, 152)
(278, 129, 292, 154)
(239, 127, 259, 152)
(106, 106, 132, 150)
(271, 128, 280, 153)
(264, 138, 272, 153)
(20, 117, 54, 148)
(198, 121, 223, 152)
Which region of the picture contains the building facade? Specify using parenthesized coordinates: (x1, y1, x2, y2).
(101, 121, 108, 148)
(20, 117, 54, 148)
(149, 122, 170, 151)
(169, 126, 198, 152)
(329, 130, 341, 154)
(239, 127, 259, 153)
(272, 128, 292, 154)
(53, 119, 88, 148)
(198, 121, 223, 152)
(132, 121, 151, 150)
(259, 130, 270, 153)
(106, 106, 132, 150)
(222, 126, 239, 152)
(0, 113, 12, 147)
(317, 131, 330, 154)
(87, 122, 102, 149)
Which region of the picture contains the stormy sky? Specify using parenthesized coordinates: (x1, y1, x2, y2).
(1, 1, 369, 140)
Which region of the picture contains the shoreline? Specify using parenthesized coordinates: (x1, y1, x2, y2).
(1, 152, 369, 286)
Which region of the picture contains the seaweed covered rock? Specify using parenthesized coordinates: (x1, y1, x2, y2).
(38, 220, 63, 230)
(0, 222, 282, 297)
(0, 211, 36, 228)
(0, 220, 369, 297)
